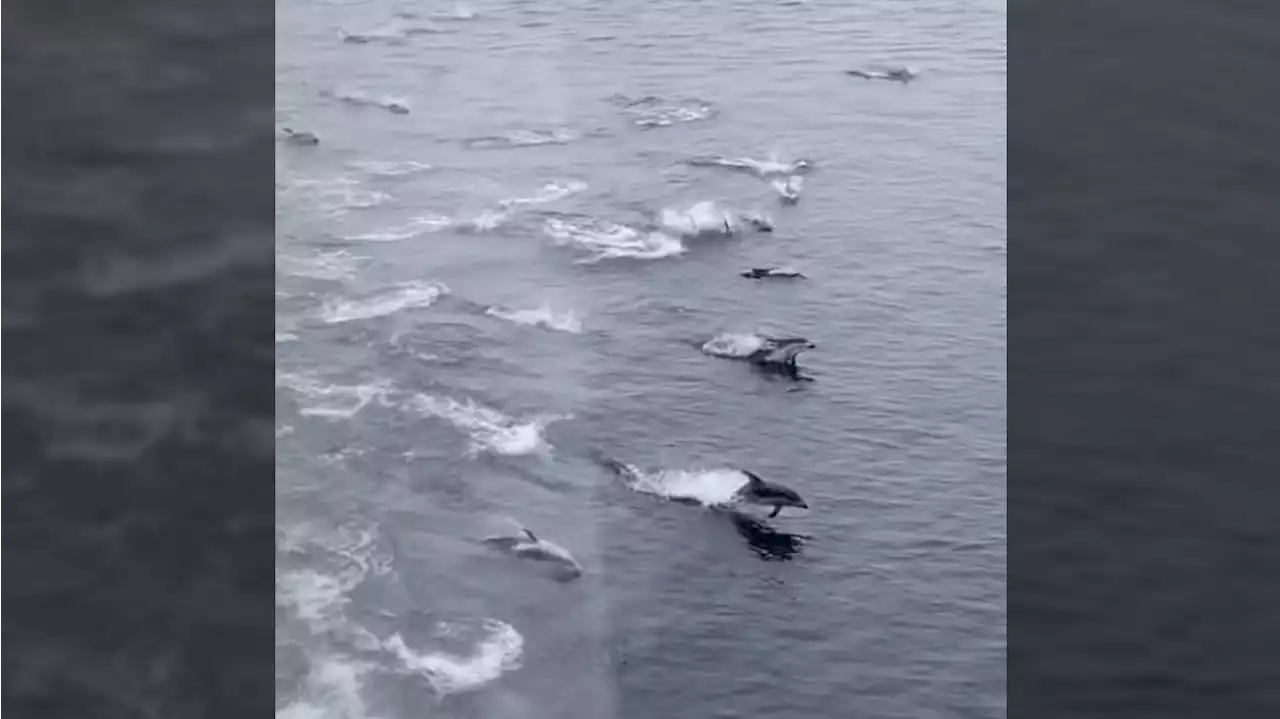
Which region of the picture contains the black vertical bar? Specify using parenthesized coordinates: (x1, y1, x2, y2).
(1011, 1, 1280, 717)
(3, 1, 277, 717)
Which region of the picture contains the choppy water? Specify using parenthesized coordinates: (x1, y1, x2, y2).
(275, 1, 1006, 718)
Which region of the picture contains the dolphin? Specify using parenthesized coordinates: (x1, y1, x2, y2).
(280, 127, 319, 146)
(735, 470, 810, 518)
(740, 267, 806, 279)
(739, 212, 775, 232)
(481, 527, 582, 579)
(747, 336, 817, 376)
(846, 66, 917, 83)
(725, 510, 808, 560)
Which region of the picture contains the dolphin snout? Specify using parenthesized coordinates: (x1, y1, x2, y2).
(798, 501, 810, 509)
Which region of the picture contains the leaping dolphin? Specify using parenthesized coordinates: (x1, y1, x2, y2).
(735, 470, 810, 518)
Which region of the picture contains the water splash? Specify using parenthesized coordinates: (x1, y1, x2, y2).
(544, 217, 684, 263)
(320, 281, 448, 323)
(383, 621, 524, 696)
(700, 332, 767, 359)
(485, 304, 583, 333)
(409, 395, 566, 456)
(614, 461, 749, 507)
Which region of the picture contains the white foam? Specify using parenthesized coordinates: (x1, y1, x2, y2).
(275, 657, 378, 719)
(457, 209, 509, 232)
(342, 215, 453, 242)
(277, 372, 393, 419)
(700, 332, 767, 358)
(485, 305, 583, 333)
(276, 331, 300, 343)
(320, 281, 447, 323)
(617, 463, 748, 507)
(772, 175, 804, 197)
(660, 200, 738, 238)
(499, 180, 588, 209)
(384, 620, 524, 696)
(275, 524, 392, 631)
(283, 177, 391, 217)
(279, 250, 369, 281)
(544, 217, 684, 263)
(620, 96, 716, 128)
(432, 3, 477, 21)
(349, 160, 433, 177)
(409, 395, 564, 456)
(275, 524, 395, 719)
(472, 128, 577, 148)
(692, 154, 811, 177)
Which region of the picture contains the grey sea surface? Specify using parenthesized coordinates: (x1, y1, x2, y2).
(275, 1, 1006, 718)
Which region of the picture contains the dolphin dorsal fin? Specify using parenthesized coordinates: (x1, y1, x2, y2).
(522, 528, 538, 541)
(742, 469, 765, 485)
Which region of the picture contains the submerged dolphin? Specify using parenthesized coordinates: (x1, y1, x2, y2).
(846, 66, 917, 83)
(735, 470, 810, 518)
(739, 212, 775, 232)
(740, 267, 806, 279)
(482, 527, 582, 579)
(280, 127, 319, 146)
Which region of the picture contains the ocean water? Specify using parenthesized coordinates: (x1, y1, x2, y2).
(274, 1, 1006, 718)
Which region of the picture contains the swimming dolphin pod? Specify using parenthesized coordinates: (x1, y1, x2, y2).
(282, 30, 916, 587)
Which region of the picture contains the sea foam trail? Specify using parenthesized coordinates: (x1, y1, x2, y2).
(342, 215, 453, 242)
(276, 372, 393, 419)
(499, 180, 588, 209)
(659, 200, 740, 238)
(485, 305, 583, 333)
(320, 281, 448, 323)
(409, 395, 567, 456)
(466, 128, 579, 149)
(612, 94, 717, 129)
(613, 461, 749, 507)
(274, 522, 394, 704)
(275, 524, 523, 710)
(349, 159, 433, 177)
(384, 621, 524, 696)
(544, 217, 684, 263)
(282, 176, 391, 217)
(278, 249, 370, 281)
